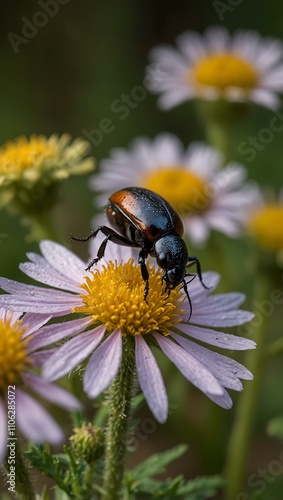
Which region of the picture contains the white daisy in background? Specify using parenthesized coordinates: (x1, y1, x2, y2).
(90, 134, 259, 246)
(246, 189, 283, 255)
(0, 240, 255, 425)
(145, 26, 283, 110)
(0, 308, 81, 464)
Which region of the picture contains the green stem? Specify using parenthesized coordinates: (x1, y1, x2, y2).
(102, 338, 135, 500)
(266, 337, 283, 358)
(204, 120, 232, 163)
(224, 271, 273, 500)
(4, 440, 35, 499)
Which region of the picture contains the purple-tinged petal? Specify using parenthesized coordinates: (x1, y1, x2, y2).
(24, 374, 82, 410)
(154, 333, 223, 397)
(172, 333, 253, 381)
(189, 272, 220, 300)
(32, 349, 57, 366)
(84, 329, 122, 398)
(0, 292, 79, 314)
(177, 323, 256, 350)
(16, 389, 64, 444)
(40, 240, 86, 283)
(135, 336, 168, 424)
(0, 399, 7, 464)
(190, 308, 255, 328)
(28, 316, 93, 351)
(21, 313, 52, 338)
(192, 293, 246, 311)
(20, 259, 81, 294)
(206, 387, 233, 409)
(172, 334, 243, 391)
(43, 325, 106, 381)
(0, 308, 22, 323)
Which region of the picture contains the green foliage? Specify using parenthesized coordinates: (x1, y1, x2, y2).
(124, 445, 224, 498)
(25, 444, 104, 499)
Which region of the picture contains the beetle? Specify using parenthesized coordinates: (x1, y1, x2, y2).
(70, 186, 209, 318)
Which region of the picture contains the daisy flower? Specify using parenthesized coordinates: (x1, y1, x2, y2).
(145, 26, 283, 110)
(0, 134, 95, 214)
(0, 240, 255, 424)
(90, 134, 259, 246)
(247, 189, 283, 255)
(0, 308, 82, 465)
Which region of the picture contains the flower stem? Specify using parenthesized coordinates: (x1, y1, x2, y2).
(4, 440, 35, 499)
(224, 270, 273, 500)
(102, 338, 135, 500)
(204, 119, 232, 163)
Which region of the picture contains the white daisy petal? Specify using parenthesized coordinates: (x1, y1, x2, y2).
(90, 133, 256, 247)
(28, 316, 93, 351)
(135, 335, 168, 423)
(43, 325, 106, 381)
(21, 313, 52, 337)
(145, 27, 283, 110)
(84, 329, 122, 398)
(40, 240, 86, 283)
(177, 323, 256, 350)
(20, 255, 81, 293)
(16, 390, 64, 444)
(154, 333, 223, 397)
(25, 374, 82, 410)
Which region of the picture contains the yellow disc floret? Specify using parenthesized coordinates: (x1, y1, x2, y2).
(192, 53, 258, 91)
(0, 316, 31, 394)
(143, 167, 210, 214)
(73, 259, 185, 336)
(248, 204, 283, 252)
(0, 135, 58, 176)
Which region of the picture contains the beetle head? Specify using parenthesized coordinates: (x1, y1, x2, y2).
(154, 234, 188, 288)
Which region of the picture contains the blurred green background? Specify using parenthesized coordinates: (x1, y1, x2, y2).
(1, 1, 283, 498)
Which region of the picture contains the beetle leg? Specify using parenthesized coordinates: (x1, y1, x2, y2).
(70, 225, 136, 271)
(186, 256, 210, 290)
(70, 226, 133, 246)
(138, 249, 149, 304)
(182, 278, 193, 321)
(85, 235, 111, 270)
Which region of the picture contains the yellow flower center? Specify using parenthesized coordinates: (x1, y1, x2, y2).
(0, 135, 58, 175)
(248, 205, 283, 252)
(0, 316, 31, 394)
(191, 53, 258, 91)
(73, 259, 185, 336)
(143, 167, 210, 214)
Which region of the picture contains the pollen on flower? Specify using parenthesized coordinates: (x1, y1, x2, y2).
(73, 259, 185, 336)
(143, 167, 210, 214)
(0, 316, 31, 393)
(191, 53, 258, 91)
(248, 205, 283, 252)
(0, 135, 58, 176)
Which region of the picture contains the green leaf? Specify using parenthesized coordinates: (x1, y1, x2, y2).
(178, 475, 225, 498)
(129, 444, 188, 479)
